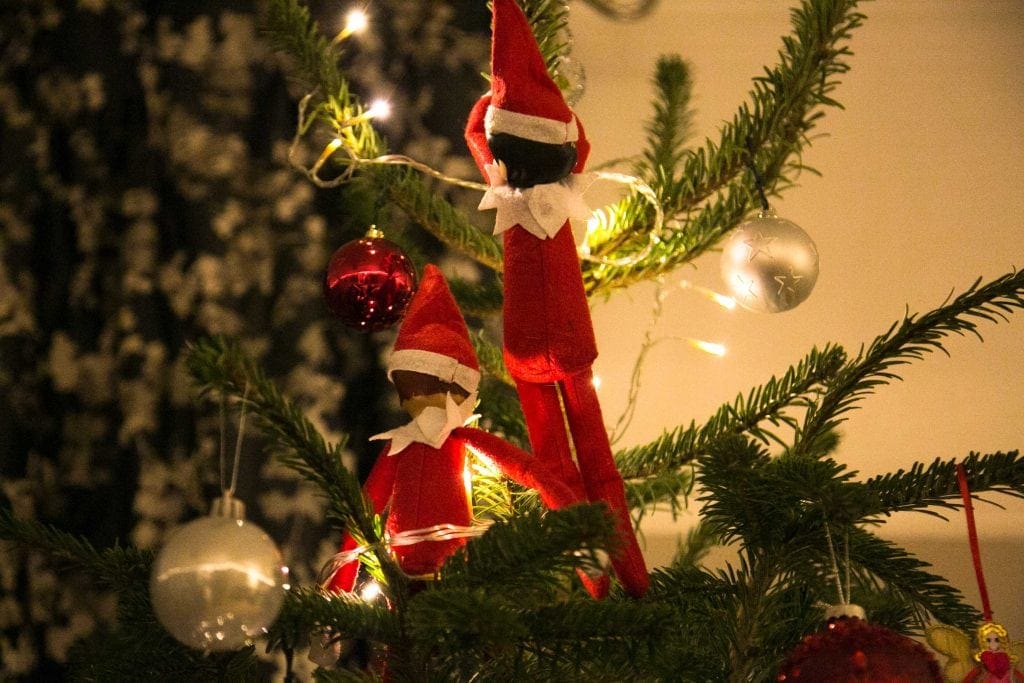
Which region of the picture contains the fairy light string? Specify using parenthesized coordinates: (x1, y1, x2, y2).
(318, 521, 496, 588)
(287, 7, 671, 267)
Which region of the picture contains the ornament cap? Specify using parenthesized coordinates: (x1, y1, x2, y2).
(364, 225, 384, 239)
(211, 494, 246, 520)
(825, 603, 867, 621)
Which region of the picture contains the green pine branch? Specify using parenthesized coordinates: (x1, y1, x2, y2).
(847, 528, 980, 632)
(373, 167, 505, 272)
(263, 0, 345, 99)
(439, 504, 617, 597)
(448, 273, 506, 317)
(796, 270, 1024, 456)
(582, 0, 865, 294)
(268, 586, 401, 652)
(0, 507, 152, 590)
(405, 586, 676, 681)
(641, 56, 695, 178)
(624, 467, 694, 522)
(616, 343, 845, 479)
(862, 450, 1024, 518)
(519, 0, 573, 74)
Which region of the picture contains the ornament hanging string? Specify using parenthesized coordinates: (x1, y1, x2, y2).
(219, 382, 250, 501)
(318, 521, 495, 588)
(956, 463, 993, 621)
(744, 134, 772, 212)
(822, 519, 851, 606)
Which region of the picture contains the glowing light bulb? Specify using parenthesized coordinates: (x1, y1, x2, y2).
(345, 9, 368, 34)
(679, 279, 737, 311)
(332, 7, 369, 44)
(687, 339, 727, 357)
(311, 138, 344, 174)
(710, 291, 738, 310)
(360, 581, 382, 602)
(591, 374, 602, 390)
(366, 98, 391, 120)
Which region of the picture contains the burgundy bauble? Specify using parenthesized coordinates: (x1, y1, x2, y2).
(778, 615, 942, 683)
(323, 228, 416, 332)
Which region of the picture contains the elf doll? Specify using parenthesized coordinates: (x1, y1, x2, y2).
(327, 264, 583, 592)
(464, 0, 648, 597)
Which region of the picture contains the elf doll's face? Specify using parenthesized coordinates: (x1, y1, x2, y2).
(391, 370, 470, 418)
(487, 132, 577, 189)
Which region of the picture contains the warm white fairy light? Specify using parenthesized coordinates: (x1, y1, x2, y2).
(686, 338, 727, 357)
(591, 374, 602, 390)
(345, 9, 368, 34)
(332, 7, 369, 44)
(678, 279, 737, 311)
(366, 98, 391, 121)
(359, 580, 381, 602)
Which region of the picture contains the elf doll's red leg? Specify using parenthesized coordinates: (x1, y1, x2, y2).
(559, 370, 649, 598)
(515, 379, 587, 499)
(514, 379, 609, 598)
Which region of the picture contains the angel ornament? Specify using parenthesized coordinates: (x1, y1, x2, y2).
(928, 621, 1024, 683)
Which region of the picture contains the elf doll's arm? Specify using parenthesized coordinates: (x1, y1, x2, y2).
(327, 444, 399, 593)
(454, 427, 579, 510)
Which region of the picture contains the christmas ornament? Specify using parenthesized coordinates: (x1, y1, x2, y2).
(926, 465, 1024, 682)
(464, 0, 648, 599)
(150, 496, 289, 651)
(720, 208, 819, 313)
(777, 605, 942, 682)
(326, 265, 582, 593)
(323, 227, 417, 332)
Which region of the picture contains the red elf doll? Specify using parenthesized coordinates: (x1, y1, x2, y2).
(464, 0, 648, 598)
(327, 264, 581, 592)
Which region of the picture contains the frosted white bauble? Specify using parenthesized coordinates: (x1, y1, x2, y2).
(150, 497, 289, 651)
(720, 210, 819, 313)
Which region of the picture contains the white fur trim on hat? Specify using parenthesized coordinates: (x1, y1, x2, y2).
(485, 106, 578, 144)
(388, 349, 481, 394)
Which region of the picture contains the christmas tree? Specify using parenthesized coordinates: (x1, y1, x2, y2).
(1, 0, 1022, 680)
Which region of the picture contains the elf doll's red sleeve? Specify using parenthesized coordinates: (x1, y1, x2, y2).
(326, 444, 399, 593)
(452, 427, 579, 510)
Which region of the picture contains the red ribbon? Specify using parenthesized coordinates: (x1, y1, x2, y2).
(956, 463, 992, 622)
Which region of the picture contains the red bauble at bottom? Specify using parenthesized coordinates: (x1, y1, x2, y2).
(323, 228, 417, 332)
(778, 616, 942, 683)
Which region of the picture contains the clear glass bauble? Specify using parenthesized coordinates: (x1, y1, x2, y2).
(150, 497, 289, 651)
(720, 209, 819, 313)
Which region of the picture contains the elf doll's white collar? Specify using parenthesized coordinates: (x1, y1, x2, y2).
(370, 392, 479, 454)
(478, 161, 593, 240)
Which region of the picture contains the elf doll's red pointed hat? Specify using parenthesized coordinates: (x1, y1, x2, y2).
(486, 0, 578, 145)
(388, 264, 481, 394)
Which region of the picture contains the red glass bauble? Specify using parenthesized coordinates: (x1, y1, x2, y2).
(777, 616, 942, 683)
(323, 229, 417, 332)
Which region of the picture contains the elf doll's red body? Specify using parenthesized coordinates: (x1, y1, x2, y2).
(464, 0, 648, 598)
(327, 265, 579, 592)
